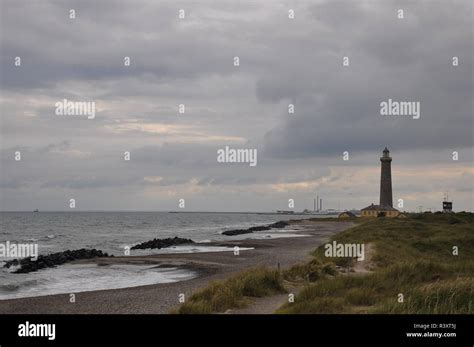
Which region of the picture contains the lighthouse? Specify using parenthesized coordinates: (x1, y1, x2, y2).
(380, 147, 393, 208)
(360, 148, 400, 218)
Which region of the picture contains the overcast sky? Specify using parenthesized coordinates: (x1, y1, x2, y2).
(0, 0, 472, 212)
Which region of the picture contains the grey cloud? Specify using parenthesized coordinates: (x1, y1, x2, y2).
(262, 1, 473, 159)
(0, 0, 472, 211)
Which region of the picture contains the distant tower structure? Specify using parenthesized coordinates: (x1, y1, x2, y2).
(361, 148, 400, 218)
(443, 193, 453, 213)
(379, 147, 393, 208)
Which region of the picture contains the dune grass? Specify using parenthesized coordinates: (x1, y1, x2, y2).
(174, 213, 473, 314)
(278, 213, 474, 314)
(177, 267, 285, 314)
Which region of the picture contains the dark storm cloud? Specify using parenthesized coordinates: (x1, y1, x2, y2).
(262, 0, 473, 159)
(0, 0, 259, 91)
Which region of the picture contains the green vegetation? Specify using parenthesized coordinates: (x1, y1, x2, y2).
(175, 213, 473, 314)
(177, 267, 285, 314)
(278, 213, 474, 314)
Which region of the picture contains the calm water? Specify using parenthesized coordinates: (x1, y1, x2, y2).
(0, 212, 322, 299)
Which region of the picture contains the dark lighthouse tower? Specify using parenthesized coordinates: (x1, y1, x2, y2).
(361, 148, 399, 217)
(379, 147, 393, 208)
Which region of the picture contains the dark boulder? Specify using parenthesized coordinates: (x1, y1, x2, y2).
(268, 221, 289, 229)
(131, 236, 194, 250)
(3, 248, 110, 274)
(222, 229, 254, 236)
(248, 226, 271, 232)
(222, 220, 289, 236)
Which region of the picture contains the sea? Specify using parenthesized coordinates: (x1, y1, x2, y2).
(0, 212, 324, 299)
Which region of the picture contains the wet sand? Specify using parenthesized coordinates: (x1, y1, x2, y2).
(0, 220, 355, 314)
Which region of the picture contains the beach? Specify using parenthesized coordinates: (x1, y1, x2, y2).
(0, 220, 354, 314)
